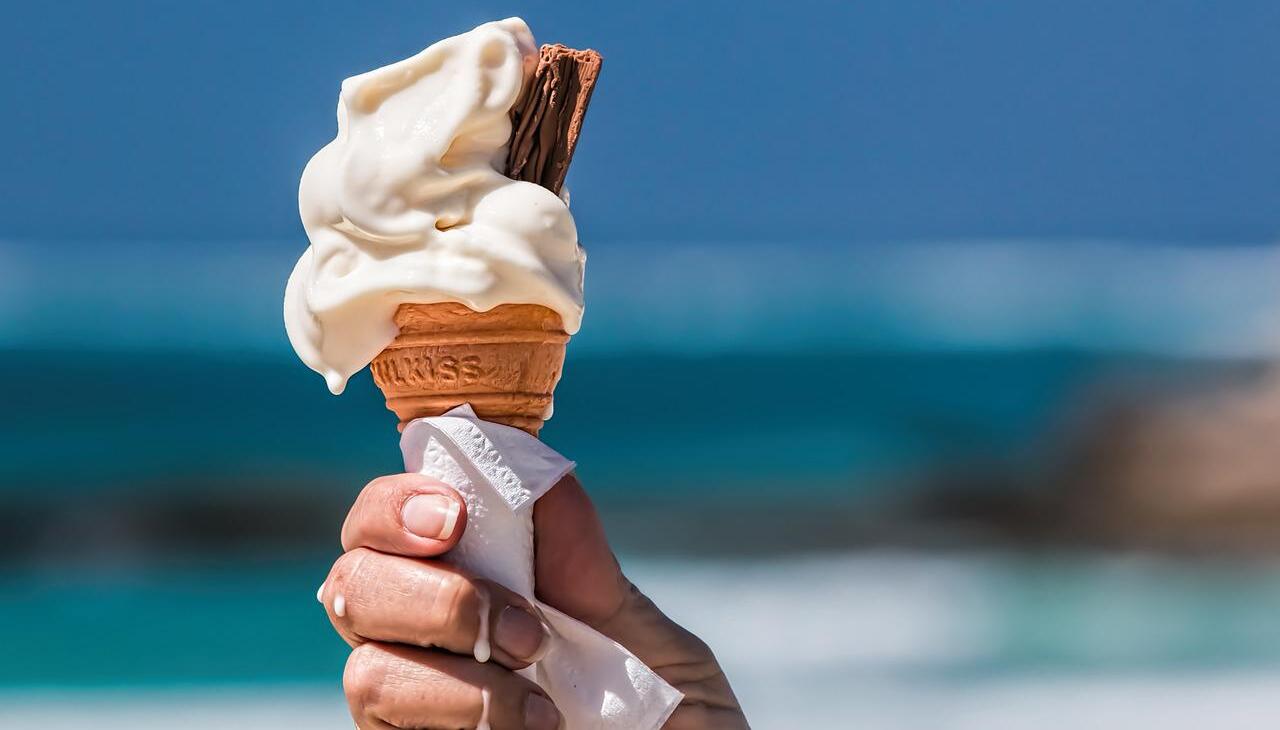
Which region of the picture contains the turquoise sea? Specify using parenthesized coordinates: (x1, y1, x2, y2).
(4, 240, 1280, 726)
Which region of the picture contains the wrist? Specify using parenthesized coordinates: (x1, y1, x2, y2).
(597, 581, 745, 724)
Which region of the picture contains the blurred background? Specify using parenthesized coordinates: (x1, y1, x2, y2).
(4, 1, 1280, 727)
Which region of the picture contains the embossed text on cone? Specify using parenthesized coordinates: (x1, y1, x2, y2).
(370, 302, 569, 436)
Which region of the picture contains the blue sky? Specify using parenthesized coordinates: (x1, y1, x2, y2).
(2, 0, 1278, 244)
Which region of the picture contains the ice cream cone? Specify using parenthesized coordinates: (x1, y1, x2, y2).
(370, 302, 569, 436)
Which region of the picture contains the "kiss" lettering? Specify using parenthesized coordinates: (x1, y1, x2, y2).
(373, 354, 485, 387)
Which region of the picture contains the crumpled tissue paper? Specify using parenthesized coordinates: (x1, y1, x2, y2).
(400, 404, 683, 729)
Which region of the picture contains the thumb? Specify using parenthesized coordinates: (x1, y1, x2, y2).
(533, 473, 630, 626)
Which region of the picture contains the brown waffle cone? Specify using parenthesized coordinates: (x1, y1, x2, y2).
(369, 302, 569, 436)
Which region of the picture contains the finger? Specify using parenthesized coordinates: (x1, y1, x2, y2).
(341, 474, 466, 556)
(533, 472, 630, 625)
(323, 548, 551, 669)
(344, 642, 562, 730)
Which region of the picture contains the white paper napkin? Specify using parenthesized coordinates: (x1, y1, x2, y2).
(401, 405, 683, 729)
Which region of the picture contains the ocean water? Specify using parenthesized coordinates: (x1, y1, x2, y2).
(5, 553, 1280, 728)
(5, 238, 1280, 725)
(6, 237, 1275, 502)
(0, 347, 1155, 493)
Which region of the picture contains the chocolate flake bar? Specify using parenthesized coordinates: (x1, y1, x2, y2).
(506, 44, 602, 195)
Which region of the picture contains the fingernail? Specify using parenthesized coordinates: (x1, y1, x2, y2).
(523, 693, 561, 730)
(402, 493, 459, 540)
(495, 606, 551, 663)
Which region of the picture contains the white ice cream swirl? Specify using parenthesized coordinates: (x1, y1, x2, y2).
(284, 18, 585, 394)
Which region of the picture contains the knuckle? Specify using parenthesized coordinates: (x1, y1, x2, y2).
(329, 548, 376, 601)
(366, 473, 425, 504)
(363, 473, 404, 494)
(343, 476, 407, 546)
(331, 546, 373, 581)
(428, 570, 476, 634)
(343, 643, 387, 710)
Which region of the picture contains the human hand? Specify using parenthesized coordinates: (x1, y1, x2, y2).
(320, 472, 747, 729)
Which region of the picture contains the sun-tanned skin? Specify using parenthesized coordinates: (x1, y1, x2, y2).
(321, 472, 749, 730)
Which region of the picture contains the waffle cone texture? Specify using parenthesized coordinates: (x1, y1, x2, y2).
(370, 302, 569, 436)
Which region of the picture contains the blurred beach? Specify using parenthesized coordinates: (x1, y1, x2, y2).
(5, 1, 1280, 726)
(6, 554, 1280, 728)
(6, 239, 1280, 727)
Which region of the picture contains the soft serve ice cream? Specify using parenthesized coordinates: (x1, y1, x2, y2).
(284, 18, 585, 394)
